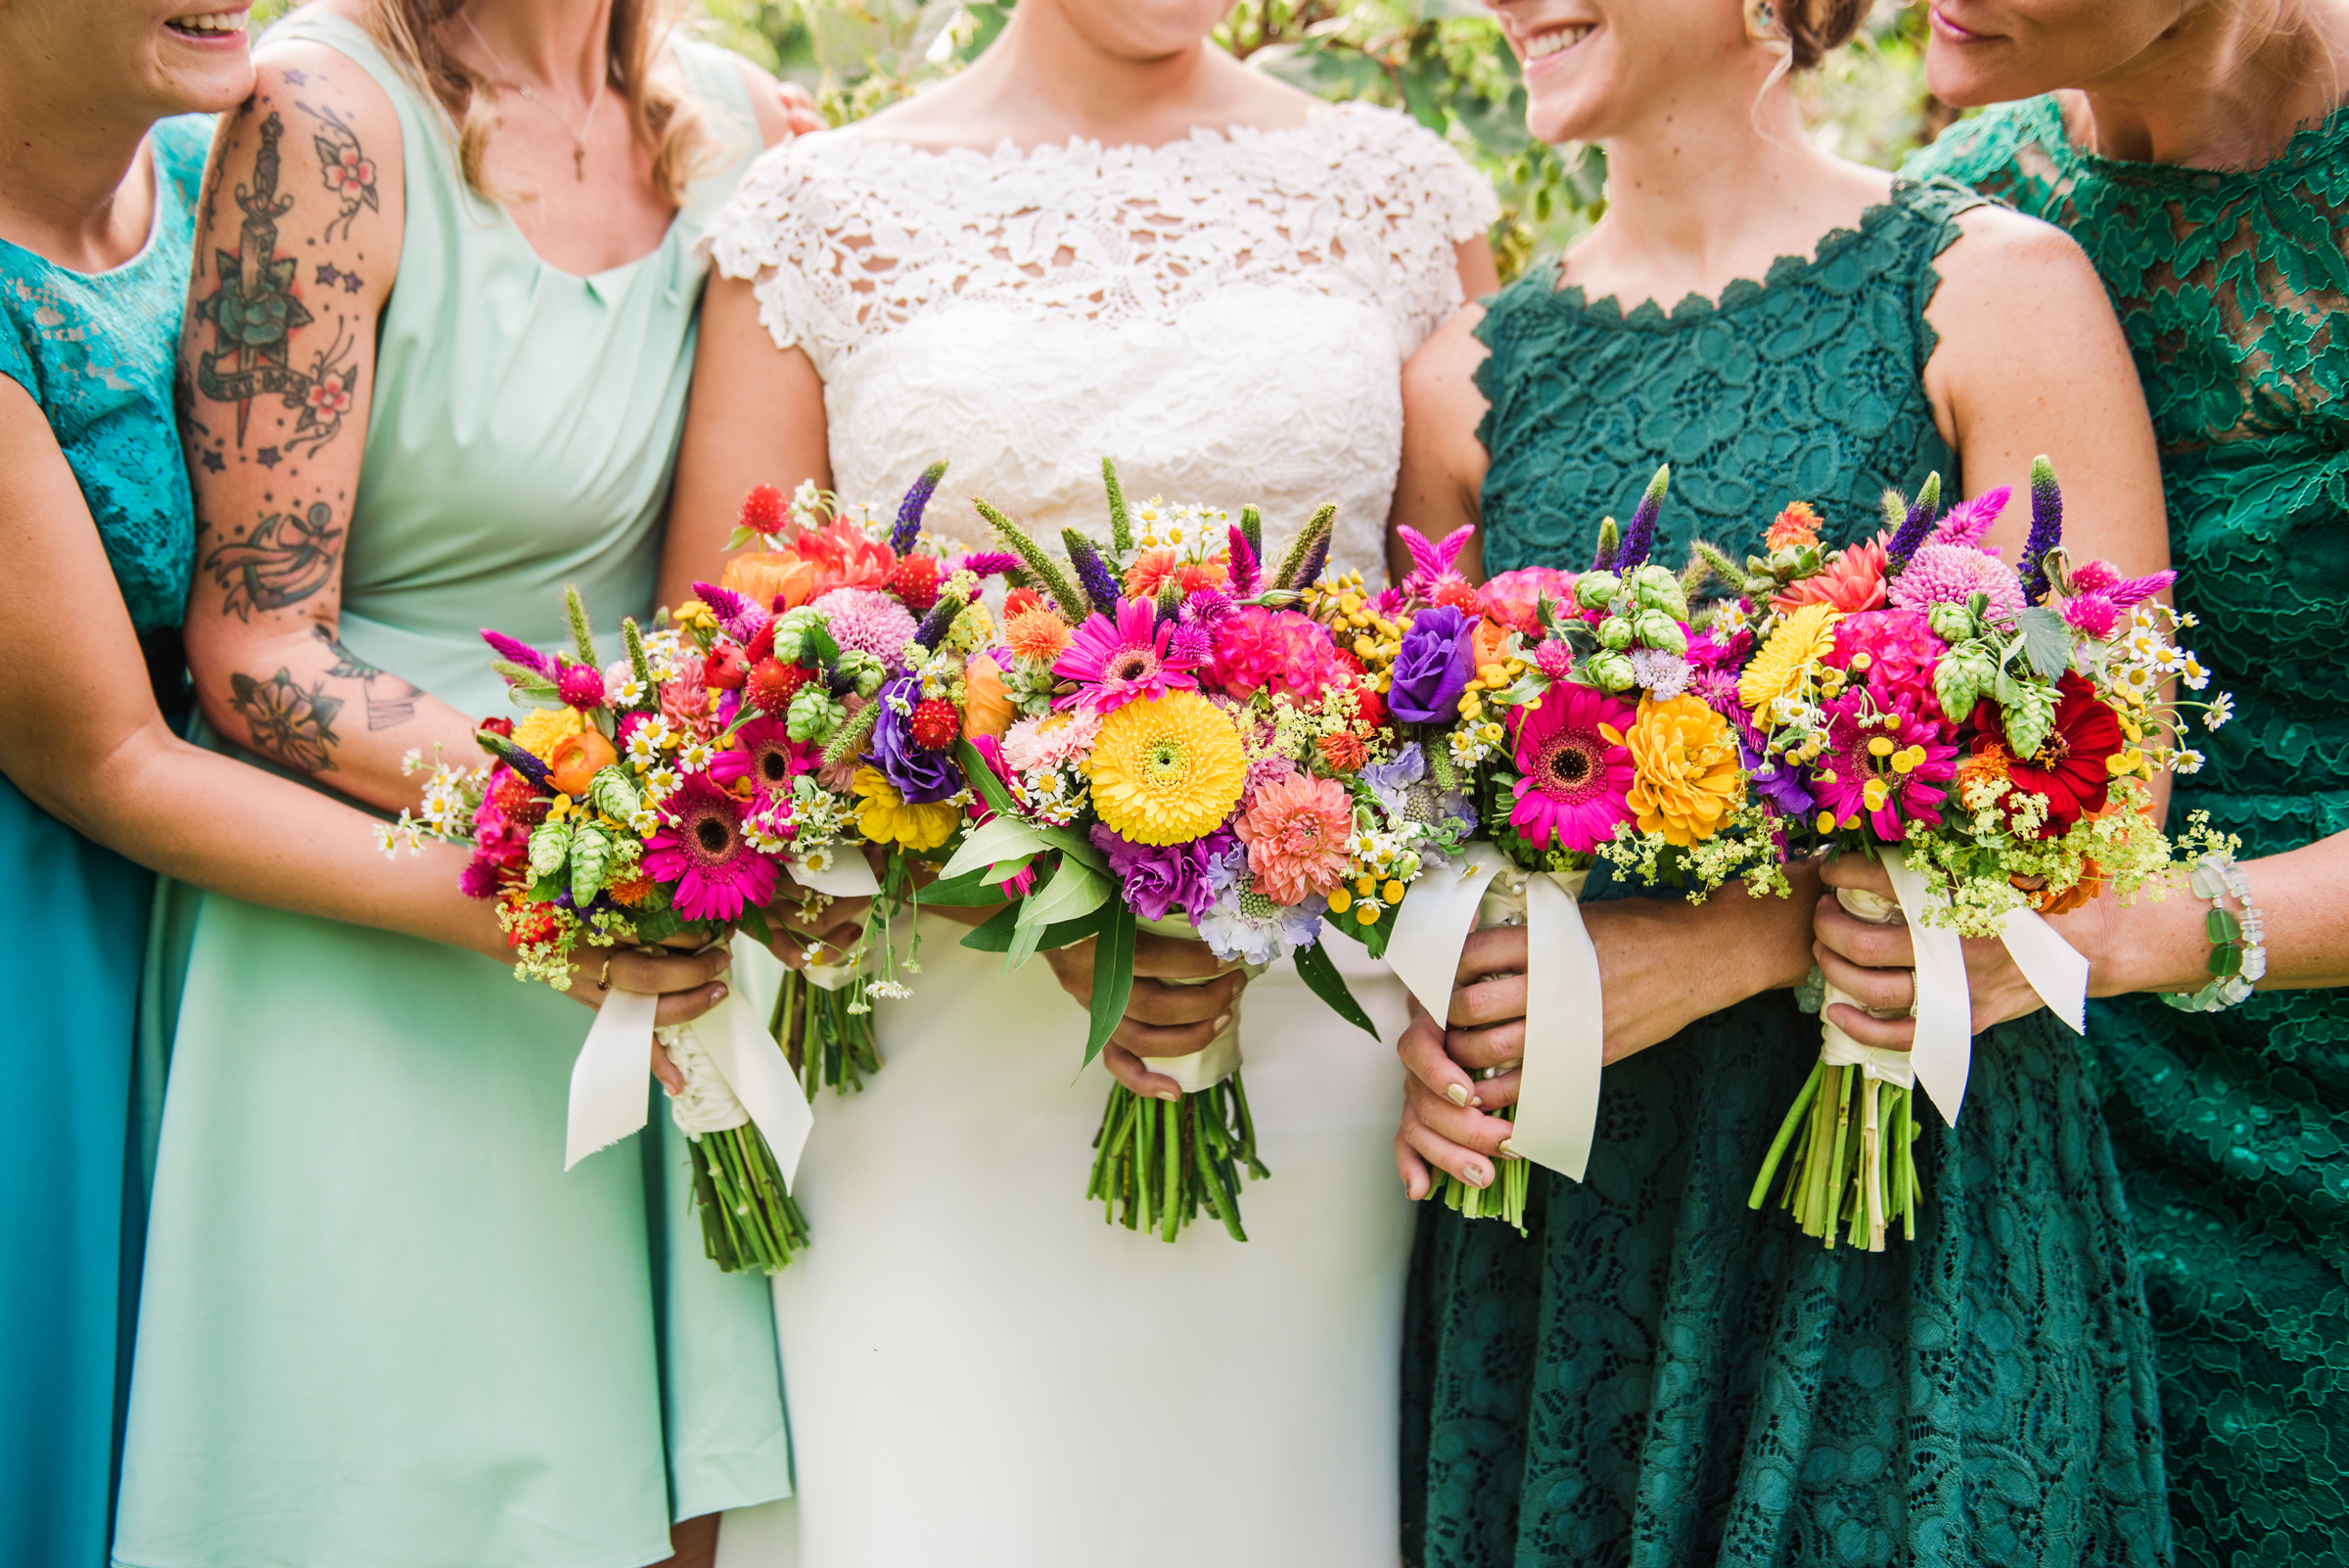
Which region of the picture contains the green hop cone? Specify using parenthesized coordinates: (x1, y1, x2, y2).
(1575, 571, 1621, 612)
(771, 607, 824, 666)
(1998, 673, 2058, 761)
(787, 684, 846, 745)
(836, 649, 887, 700)
(1589, 650, 1637, 692)
(1934, 651, 1990, 726)
(1634, 611, 1687, 657)
(570, 822, 614, 905)
(1599, 616, 1635, 651)
(588, 764, 642, 823)
(1630, 563, 1689, 621)
(527, 817, 572, 885)
(1927, 602, 1978, 645)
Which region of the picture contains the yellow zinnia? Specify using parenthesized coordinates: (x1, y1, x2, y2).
(1609, 695, 1744, 847)
(513, 704, 586, 762)
(1086, 690, 1247, 847)
(852, 766, 962, 853)
(1737, 600, 1843, 717)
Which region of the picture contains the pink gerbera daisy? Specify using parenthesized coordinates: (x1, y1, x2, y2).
(708, 714, 815, 801)
(1508, 683, 1638, 853)
(1811, 691, 1959, 842)
(643, 773, 777, 922)
(1235, 772, 1354, 905)
(1053, 598, 1203, 715)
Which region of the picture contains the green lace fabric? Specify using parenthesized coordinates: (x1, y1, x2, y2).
(1401, 177, 2172, 1567)
(1915, 101, 2349, 1568)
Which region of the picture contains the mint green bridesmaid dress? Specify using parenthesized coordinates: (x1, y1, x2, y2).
(112, 19, 791, 1567)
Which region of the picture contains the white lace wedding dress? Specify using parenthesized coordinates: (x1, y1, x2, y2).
(702, 104, 1495, 1568)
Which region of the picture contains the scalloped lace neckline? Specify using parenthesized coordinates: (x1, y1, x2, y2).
(826, 101, 1362, 168)
(2030, 91, 2349, 185)
(1543, 182, 1921, 330)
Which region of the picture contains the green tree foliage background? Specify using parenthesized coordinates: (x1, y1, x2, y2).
(695, 0, 1962, 281)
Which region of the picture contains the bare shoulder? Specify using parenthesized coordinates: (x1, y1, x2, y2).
(1404, 303, 1492, 425)
(1931, 202, 2108, 309)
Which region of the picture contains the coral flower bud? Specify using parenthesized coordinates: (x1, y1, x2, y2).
(547, 730, 619, 797)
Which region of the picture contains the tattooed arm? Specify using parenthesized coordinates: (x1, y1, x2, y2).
(180, 46, 476, 812)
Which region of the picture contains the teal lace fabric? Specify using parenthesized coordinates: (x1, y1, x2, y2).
(0, 115, 208, 631)
(1402, 176, 2173, 1567)
(1915, 100, 2349, 1568)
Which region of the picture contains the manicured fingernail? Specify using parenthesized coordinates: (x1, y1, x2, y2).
(1158, 1091, 1178, 1103)
(1470, 1093, 1485, 1108)
(711, 984, 728, 1002)
(1213, 1011, 1233, 1033)
(1464, 1162, 1490, 1187)
(1498, 1138, 1521, 1160)
(1446, 1084, 1471, 1107)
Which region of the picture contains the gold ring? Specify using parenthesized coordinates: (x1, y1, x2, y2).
(597, 958, 613, 992)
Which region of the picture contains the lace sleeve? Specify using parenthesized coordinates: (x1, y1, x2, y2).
(1324, 107, 1499, 350)
(699, 132, 865, 376)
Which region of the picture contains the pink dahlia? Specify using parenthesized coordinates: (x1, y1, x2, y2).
(1054, 598, 1203, 715)
(1507, 683, 1638, 853)
(643, 772, 777, 922)
(1001, 709, 1103, 772)
(815, 586, 919, 667)
(1478, 567, 1579, 638)
(709, 714, 815, 801)
(1204, 606, 1351, 705)
(1888, 543, 2026, 622)
(1236, 772, 1354, 905)
(1811, 691, 1959, 842)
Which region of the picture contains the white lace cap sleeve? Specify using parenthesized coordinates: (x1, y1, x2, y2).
(698, 105, 1497, 376)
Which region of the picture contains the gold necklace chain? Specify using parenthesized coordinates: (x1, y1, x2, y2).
(460, 10, 604, 181)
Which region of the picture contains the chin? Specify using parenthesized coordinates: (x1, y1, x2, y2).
(1065, 0, 1229, 59)
(148, 4, 258, 112)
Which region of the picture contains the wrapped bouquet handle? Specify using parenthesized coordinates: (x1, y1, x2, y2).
(1388, 842, 1605, 1192)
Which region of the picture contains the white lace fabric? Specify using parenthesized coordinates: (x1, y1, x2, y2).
(701, 103, 1498, 576)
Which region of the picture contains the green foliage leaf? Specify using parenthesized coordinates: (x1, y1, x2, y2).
(1017, 857, 1112, 932)
(1292, 941, 1380, 1039)
(1082, 900, 1138, 1068)
(2012, 605, 2075, 681)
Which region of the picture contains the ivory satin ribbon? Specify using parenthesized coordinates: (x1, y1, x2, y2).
(1387, 844, 1605, 1183)
(1134, 913, 1256, 1094)
(791, 851, 882, 993)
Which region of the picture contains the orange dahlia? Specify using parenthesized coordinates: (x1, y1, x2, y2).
(1773, 531, 1889, 615)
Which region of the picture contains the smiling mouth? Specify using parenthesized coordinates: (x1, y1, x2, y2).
(1520, 23, 1596, 62)
(165, 9, 248, 39)
(1928, 4, 1988, 42)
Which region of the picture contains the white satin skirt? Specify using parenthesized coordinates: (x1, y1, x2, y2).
(716, 911, 1414, 1567)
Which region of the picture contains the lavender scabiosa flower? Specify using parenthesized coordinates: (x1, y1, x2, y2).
(1194, 846, 1324, 965)
(1628, 646, 1691, 700)
(1883, 472, 1944, 572)
(1061, 528, 1123, 618)
(2023, 453, 2064, 600)
(889, 460, 946, 555)
(1613, 464, 1671, 572)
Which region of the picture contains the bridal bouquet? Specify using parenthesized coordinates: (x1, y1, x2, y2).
(1729, 459, 2213, 1249)
(925, 462, 1458, 1241)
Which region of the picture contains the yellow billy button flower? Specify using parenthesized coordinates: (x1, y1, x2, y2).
(1816, 809, 1838, 835)
(1867, 735, 1896, 758)
(1328, 886, 1354, 913)
(1087, 690, 1247, 847)
(1356, 901, 1381, 925)
(1383, 879, 1406, 903)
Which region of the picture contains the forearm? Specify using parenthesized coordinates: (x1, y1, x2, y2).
(1584, 860, 1821, 1063)
(2091, 829, 2349, 995)
(57, 720, 508, 959)
(191, 623, 480, 812)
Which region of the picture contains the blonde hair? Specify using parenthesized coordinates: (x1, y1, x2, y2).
(359, 0, 711, 205)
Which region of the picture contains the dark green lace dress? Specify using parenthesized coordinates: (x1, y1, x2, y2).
(1914, 99, 2349, 1568)
(1402, 177, 2173, 1567)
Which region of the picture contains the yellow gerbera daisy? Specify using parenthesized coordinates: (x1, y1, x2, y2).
(1086, 690, 1247, 846)
(1608, 695, 1744, 847)
(513, 705, 586, 762)
(1737, 601, 1843, 717)
(852, 767, 961, 853)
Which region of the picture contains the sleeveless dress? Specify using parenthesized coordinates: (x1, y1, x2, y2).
(1914, 100, 2349, 1568)
(0, 113, 208, 1568)
(698, 107, 1495, 1568)
(1402, 178, 2173, 1568)
(112, 22, 790, 1568)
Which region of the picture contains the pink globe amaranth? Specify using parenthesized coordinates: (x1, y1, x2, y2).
(1507, 682, 1637, 853)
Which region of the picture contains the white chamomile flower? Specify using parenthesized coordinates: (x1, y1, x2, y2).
(2173, 749, 2206, 774)
(400, 748, 426, 777)
(628, 807, 660, 836)
(643, 766, 679, 800)
(2202, 692, 2234, 730)
(680, 740, 715, 771)
(2180, 655, 2209, 691)
(798, 845, 836, 874)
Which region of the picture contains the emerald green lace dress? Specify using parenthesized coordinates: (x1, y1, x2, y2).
(1913, 99, 2349, 1568)
(1401, 177, 2172, 1567)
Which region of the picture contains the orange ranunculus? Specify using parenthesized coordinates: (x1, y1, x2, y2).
(962, 654, 1016, 740)
(1773, 530, 1888, 615)
(723, 548, 819, 611)
(1470, 616, 1510, 675)
(792, 517, 897, 595)
(548, 730, 619, 797)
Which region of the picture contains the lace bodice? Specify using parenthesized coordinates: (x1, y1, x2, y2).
(702, 103, 1497, 574)
(0, 115, 210, 631)
(1914, 100, 2349, 1568)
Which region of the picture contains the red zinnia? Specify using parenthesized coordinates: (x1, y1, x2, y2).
(1983, 670, 2124, 839)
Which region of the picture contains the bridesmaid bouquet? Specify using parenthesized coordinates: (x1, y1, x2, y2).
(923, 461, 1459, 1241)
(1728, 459, 2215, 1249)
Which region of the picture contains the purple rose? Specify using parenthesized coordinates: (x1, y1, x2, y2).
(1387, 605, 1475, 724)
(1089, 826, 1229, 923)
(867, 675, 959, 804)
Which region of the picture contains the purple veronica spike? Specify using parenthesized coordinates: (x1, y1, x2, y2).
(1885, 473, 1943, 570)
(890, 461, 947, 555)
(912, 592, 964, 651)
(691, 582, 765, 641)
(479, 730, 553, 788)
(2023, 455, 2064, 600)
(1226, 524, 1263, 596)
(956, 550, 1021, 578)
(1591, 526, 1620, 573)
(1292, 530, 1331, 593)
(1615, 465, 1671, 571)
(482, 628, 554, 674)
(1061, 528, 1123, 617)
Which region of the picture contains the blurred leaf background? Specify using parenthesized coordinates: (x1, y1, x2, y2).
(691, 0, 1961, 281)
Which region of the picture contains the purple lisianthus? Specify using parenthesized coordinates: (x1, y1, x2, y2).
(867, 675, 959, 803)
(1388, 605, 1475, 723)
(1089, 825, 1228, 923)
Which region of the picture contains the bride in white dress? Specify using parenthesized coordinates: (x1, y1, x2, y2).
(665, 4, 1495, 1562)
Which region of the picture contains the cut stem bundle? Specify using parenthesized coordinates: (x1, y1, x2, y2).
(772, 962, 880, 1096)
(1086, 1073, 1269, 1242)
(1429, 1109, 1532, 1233)
(1747, 1060, 1920, 1250)
(686, 1123, 810, 1274)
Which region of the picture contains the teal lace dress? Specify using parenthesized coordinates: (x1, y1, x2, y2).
(0, 115, 208, 1568)
(1914, 100, 2349, 1568)
(1401, 177, 2173, 1567)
